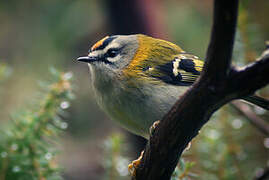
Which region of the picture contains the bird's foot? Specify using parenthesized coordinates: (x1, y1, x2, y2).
(149, 120, 160, 135)
(128, 150, 144, 177)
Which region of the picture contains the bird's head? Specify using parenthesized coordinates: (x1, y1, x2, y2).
(77, 34, 183, 81)
(77, 35, 138, 70)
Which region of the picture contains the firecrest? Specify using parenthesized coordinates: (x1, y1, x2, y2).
(77, 34, 268, 139)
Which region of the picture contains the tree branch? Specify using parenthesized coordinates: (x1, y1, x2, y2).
(134, 1, 239, 179)
(228, 54, 269, 98)
(231, 101, 269, 135)
(133, 0, 269, 179)
(203, 0, 238, 83)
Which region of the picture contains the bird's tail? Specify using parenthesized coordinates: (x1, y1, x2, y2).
(243, 95, 269, 110)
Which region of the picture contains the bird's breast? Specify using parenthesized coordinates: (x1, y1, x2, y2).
(88, 64, 188, 138)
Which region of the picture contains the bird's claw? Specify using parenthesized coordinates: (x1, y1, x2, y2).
(149, 120, 160, 135)
(128, 150, 144, 177)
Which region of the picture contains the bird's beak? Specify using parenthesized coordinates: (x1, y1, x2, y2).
(77, 56, 97, 63)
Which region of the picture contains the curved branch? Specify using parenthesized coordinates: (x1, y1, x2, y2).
(229, 54, 269, 97)
(231, 101, 269, 135)
(203, 0, 238, 83)
(134, 1, 239, 179)
(133, 0, 269, 179)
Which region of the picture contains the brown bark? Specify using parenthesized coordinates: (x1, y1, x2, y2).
(134, 0, 269, 179)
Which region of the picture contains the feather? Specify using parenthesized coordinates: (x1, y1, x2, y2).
(147, 53, 204, 86)
(122, 35, 204, 86)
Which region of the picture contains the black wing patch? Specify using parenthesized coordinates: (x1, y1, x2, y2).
(149, 54, 203, 86)
(155, 61, 186, 85)
(179, 59, 200, 75)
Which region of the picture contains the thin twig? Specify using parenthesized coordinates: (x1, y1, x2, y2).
(29, 144, 46, 180)
(231, 101, 269, 135)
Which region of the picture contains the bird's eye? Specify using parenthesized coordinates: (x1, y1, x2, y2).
(107, 48, 119, 58)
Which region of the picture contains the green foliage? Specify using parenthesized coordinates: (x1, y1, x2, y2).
(0, 68, 73, 180)
(102, 134, 130, 180)
(102, 134, 196, 180)
(171, 159, 196, 180)
(192, 106, 268, 180)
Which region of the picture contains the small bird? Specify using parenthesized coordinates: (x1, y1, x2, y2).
(77, 34, 269, 139)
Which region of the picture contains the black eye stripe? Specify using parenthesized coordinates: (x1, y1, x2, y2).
(105, 46, 125, 58)
(107, 48, 119, 53)
(106, 48, 118, 57)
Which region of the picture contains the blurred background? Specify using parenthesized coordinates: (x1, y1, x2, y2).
(0, 0, 268, 179)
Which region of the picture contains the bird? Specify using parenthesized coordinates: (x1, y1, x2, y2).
(77, 34, 269, 139)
